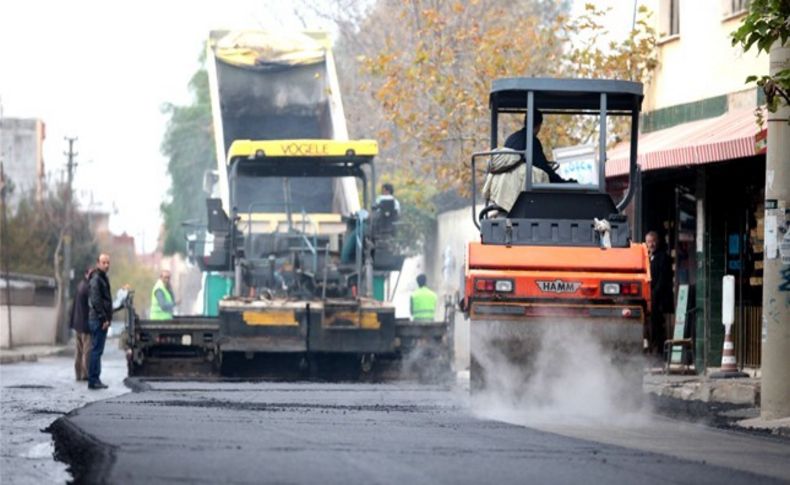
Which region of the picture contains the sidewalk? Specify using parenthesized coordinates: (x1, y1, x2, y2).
(0, 327, 126, 364)
(646, 367, 790, 438)
(0, 343, 72, 364)
(645, 368, 760, 406)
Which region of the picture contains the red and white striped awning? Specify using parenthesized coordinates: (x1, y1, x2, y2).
(606, 109, 766, 178)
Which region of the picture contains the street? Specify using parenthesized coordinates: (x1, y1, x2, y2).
(2, 344, 788, 484)
(0, 341, 127, 484)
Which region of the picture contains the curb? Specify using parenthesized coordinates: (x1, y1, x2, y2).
(648, 389, 790, 441)
(0, 354, 39, 364)
(645, 378, 760, 407)
(0, 346, 72, 365)
(736, 416, 790, 439)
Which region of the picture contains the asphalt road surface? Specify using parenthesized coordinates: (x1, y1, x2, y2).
(0, 342, 127, 484)
(50, 378, 790, 484)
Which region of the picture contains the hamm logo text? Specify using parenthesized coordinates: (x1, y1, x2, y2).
(536, 280, 581, 293)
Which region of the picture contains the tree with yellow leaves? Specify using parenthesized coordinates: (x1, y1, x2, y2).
(323, 1, 657, 251)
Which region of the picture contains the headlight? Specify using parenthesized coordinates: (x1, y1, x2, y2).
(601, 281, 641, 296)
(602, 282, 620, 295)
(495, 280, 513, 292)
(474, 278, 514, 293)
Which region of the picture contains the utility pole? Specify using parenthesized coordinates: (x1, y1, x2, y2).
(761, 41, 790, 420)
(0, 96, 12, 349)
(60, 137, 78, 344)
(1, 161, 12, 349)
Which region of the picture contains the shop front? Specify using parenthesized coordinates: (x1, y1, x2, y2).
(607, 108, 766, 373)
(696, 156, 765, 369)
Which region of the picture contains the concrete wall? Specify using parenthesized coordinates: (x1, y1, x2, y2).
(0, 305, 58, 347)
(427, 204, 483, 371)
(155, 253, 201, 317)
(385, 255, 424, 320)
(643, 0, 768, 112)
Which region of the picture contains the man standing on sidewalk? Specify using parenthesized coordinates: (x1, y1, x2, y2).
(69, 268, 92, 381)
(646, 231, 674, 361)
(87, 253, 115, 390)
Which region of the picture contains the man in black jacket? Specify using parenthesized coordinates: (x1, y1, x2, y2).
(69, 268, 92, 381)
(87, 253, 115, 390)
(504, 110, 575, 184)
(646, 231, 674, 360)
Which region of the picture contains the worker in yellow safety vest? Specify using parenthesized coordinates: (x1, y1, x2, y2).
(149, 270, 176, 320)
(410, 274, 437, 322)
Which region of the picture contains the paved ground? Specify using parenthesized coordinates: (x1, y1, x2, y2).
(2, 341, 790, 484)
(49, 378, 790, 484)
(0, 340, 127, 485)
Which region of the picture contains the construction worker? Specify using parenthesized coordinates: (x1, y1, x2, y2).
(149, 270, 176, 320)
(410, 274, 437, 322)
(482, 149, 549, 215)
(504, 110, 576, 183)
(375, 182, 400, 218)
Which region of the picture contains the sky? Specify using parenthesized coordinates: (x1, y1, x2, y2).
(0, 0, 637, 254)
(0, 0, 332, 253)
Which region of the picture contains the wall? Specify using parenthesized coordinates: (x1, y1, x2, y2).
(155, 253, 200, 317)
(643, 0, 768, 112)
(429, 204, 484, 371)
(0, 305, 58, 347)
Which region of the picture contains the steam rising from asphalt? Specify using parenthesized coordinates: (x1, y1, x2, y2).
(470, 319, 651, 427)
(399, 345, 452, 384)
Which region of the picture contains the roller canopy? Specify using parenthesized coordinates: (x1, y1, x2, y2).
(491, 78, 643, 113)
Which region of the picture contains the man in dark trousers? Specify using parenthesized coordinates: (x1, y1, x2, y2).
(646, 231, 674, 360)
(504, 110, 575, 184)
(69, 268, 93, 381)
(87, 253, 115, 390)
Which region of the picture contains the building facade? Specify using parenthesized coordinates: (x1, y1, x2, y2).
(0, 117, 46, 207)
(608, 0, 768, 370)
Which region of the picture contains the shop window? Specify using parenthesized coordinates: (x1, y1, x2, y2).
(659, 0, 681, 39)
